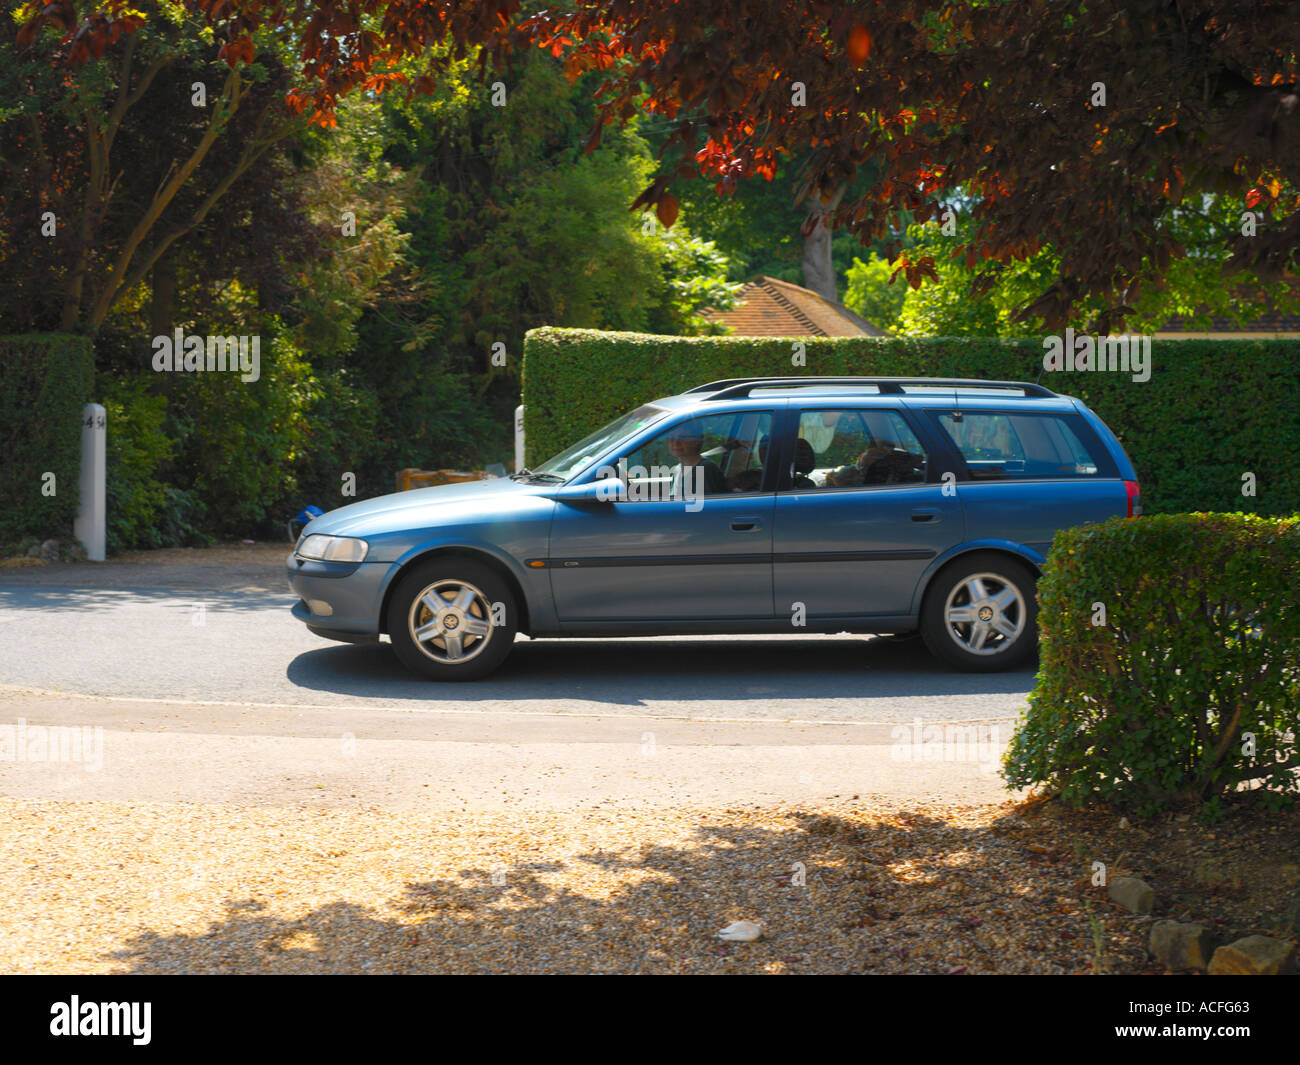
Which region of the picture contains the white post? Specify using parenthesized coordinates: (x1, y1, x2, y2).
(514, 404, 525, 473)
(75, 403, 106, 561)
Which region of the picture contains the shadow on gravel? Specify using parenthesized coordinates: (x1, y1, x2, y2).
(99, 800, 1300, 975)
(99, 801, 1300, 975)
(100, 807, 1097, 975)
(285, 635, 1036, 706)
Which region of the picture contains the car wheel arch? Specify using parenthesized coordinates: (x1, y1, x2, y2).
(378, 546, 532, 637)
(913, 543, 1044, 619)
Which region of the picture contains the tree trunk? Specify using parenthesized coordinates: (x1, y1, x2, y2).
(801, 182, 847, 302)
(149, 245, 176, 339)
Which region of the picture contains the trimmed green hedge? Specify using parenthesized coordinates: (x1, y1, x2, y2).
(521, 330, 1300, 516)
(1003, 513, 1300, 815)
(0, 334, 95, 544)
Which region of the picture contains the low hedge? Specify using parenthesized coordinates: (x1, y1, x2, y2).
(1003, 513, 1300, 816)
(99, 375, 176, 554)
(0, 334, 95, 544)
(520, 329, 1300, 516)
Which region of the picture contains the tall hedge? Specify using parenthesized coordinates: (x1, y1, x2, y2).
(0, 334, 95, 544)
(521, 330, 1300, 516)
(1003, 513, 1300, 815)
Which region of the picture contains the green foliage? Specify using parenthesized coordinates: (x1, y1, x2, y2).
(99, 375, 174, 553)
(1003, 514, 1300, 815)
(843, 255, 909, 334)
(166, 328, 314, 537)
(346, 299, 505, 479)
(1, 9, 310, 332)
(287, 369, 383, 511)
(666, 148, 895, 293)
(378, 52, 736, 383)
(521, 330, 1300, 518)
(857, 203, 1300, 338)
(462, 126, 665, 347)
(290, 94, 415, 360)
(641, 222, 744, 336)
(0, 334, 93, 543)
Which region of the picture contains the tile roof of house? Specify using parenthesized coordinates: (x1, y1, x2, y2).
(702, 275, 886, 337)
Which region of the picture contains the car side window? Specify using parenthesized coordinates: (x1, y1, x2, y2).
(788, 409, 929, 490)
(613, 411, 774, 499)
(933, 411, 1105, 479)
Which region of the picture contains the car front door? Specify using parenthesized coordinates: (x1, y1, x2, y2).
(547, 409, 776, 621)
(771, 406, 962, 619)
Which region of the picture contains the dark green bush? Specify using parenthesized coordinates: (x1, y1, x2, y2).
(0, 334, 94, 544)
(167, 330, 313, 538)
(281, 369, 382, 520)
(521, 329, 1300, 516)
(99, 375, 174, 553)
(1003, 513, 1300, 816)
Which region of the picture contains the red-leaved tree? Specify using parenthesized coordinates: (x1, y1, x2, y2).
(19, 0, 1300, 330)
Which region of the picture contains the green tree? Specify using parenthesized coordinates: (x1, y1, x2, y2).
(843, 255, 909, 334)
(2, 3, 310, 333)
(875, 194, 1300, 337)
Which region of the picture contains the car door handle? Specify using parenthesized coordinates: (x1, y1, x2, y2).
(910, 508, 940, 522)
(730, 517, 761, 532)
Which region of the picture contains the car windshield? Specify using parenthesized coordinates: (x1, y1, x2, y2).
(531, 403, 670, 482)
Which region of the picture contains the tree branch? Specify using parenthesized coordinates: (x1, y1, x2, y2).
(98, 106, 305, 324)
(86, 65, 248, 330)
(106, 50, 172, 157)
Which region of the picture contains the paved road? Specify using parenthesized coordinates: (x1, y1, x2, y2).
(0, 549, 1034, 808)
(0, 584, 1032, 723)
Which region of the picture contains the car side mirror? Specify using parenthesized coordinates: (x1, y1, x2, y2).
(545, 480, 622, 504)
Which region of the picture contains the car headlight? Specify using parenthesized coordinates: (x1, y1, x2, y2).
(296, 534, 369, 563)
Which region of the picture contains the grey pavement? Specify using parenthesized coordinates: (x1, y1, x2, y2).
(0, 549, 1033, 808)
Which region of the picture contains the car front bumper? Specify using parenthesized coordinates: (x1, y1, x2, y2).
(286, 552, 391, 642)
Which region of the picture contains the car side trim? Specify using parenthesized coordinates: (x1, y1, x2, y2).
(532, 548, 936, 568)
(773, 549, 936, 563)
(532, 553, 771, 568)
(549, 615, 919, 636)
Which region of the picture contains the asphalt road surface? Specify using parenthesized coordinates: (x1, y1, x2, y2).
(0, 546, 1034, 808)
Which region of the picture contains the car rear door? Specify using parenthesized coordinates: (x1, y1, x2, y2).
(770, 404, 962, 619)
(925, 403, 1129, 556)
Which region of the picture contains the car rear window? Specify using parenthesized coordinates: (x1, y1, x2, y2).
(930, 411, 1115, 480)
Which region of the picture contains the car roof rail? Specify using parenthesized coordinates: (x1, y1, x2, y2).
(686, 377, 1056, 400)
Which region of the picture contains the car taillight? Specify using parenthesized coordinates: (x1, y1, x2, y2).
(1124, 480, 1142, 517)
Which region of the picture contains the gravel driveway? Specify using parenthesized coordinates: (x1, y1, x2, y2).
(1, 542, 1066, 975)
(1, 796, 1129, 975)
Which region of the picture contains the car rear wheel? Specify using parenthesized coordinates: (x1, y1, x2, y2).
(920, 553, 1037, 671)
(387, 558, 518, 680)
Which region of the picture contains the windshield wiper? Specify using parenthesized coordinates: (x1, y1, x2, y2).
(510, 468, 566, 483)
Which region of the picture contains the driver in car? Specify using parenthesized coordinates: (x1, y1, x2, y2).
(667, 425, 729, 497)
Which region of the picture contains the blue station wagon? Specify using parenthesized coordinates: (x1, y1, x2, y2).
(287, 377, 1142, 679)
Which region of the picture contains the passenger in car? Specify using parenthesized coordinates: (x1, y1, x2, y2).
(825, 462, 865, 487)
(728, 435, 770, 492)
(859, 442, 924, 484)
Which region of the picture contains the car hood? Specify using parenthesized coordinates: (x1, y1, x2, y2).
(299, 477, 548, 538)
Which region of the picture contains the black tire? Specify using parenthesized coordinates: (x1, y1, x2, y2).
(386, 557, 518, 680)
(920, 552, 1038, 672)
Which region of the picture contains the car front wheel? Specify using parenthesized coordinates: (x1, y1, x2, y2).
(386, 558, 518, 680)
(920, 553, 1038, 671)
